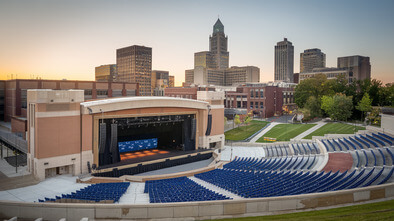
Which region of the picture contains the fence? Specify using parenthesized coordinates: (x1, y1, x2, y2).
(0, 130, 28, 153)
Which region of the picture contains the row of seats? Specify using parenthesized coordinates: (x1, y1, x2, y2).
(195, 166, 394, 198)
(263, 143, 320, 158)
(322, 133, 393, 152)
(291, 143, 320, 155)
(351, 147, 394, 168)
(264, 145, 290, 157)
(39, 182, 129, 203)
(144, 176, 231, 203)
(223, 155, 318, 171)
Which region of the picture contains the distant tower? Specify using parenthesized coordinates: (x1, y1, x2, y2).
(337, 55, 371, 81)
(274, 38, 294, 83)
(209, 19, 229, 70)
(300, 48, 326, 73)
(116, 45, 152, 96)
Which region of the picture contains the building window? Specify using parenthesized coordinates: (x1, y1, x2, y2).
(260, 89, 264, 98)
(260, 102, 264, 109)
(237, 101, 241, 108)
(250, 102, 253, 109)
(21, 89, 27, 108)
(112, 90, 122, 97)
(255, 90, 259, 98)
(250, 89, 254, 98)
(84, 89, 92, 96)
(29, 104, 35, 128)
(255, 102, 258, 109)
(96, 89, 108, 96)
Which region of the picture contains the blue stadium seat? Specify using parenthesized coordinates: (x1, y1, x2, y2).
(373, 133, 392, 146)
(338, 139, 350, 151)
(145, 176, 230, 203)
(378, 132, 394, 141)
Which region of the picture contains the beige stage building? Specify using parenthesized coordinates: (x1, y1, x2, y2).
(27, 90, 224, 180)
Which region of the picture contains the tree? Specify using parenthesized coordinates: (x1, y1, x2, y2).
(294, 74, 334, 108)
(367, 107, 381, 126)
(304, 96, 322, 119)
(331, 75, 349, 94)
(244, 115, 252, 125)
(378, 83, 394, 107)
(297, 108, 311, 122)
(356, 93, 372, 123)
(234, 114, 241, 127)
(321, 94, 353, 121)
(321, 95, 334, 116)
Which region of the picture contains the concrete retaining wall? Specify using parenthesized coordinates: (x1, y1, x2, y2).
(1, 183, 393, 220)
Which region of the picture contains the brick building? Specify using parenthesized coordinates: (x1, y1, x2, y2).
(165, 83, 295, 119)
(164, 85, 215, 100)
(0, 79, 139, 138)
(225, 83, 295, 118)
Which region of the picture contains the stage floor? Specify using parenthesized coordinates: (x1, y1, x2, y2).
(99, 148, 213, 170)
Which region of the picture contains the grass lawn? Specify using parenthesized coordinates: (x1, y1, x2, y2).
(225, 120, 270, 141)
(303, 122, 366, 139)
(213, 199, 394, 221)
(256, 124, 316, 142)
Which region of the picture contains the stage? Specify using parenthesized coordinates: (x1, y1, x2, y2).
(93, 149, 214, 177)
(93, 113, 214, 177)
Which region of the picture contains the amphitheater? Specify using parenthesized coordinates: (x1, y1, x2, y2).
(0, 130, 393, 220)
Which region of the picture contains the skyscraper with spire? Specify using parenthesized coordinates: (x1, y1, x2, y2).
(209, 19, 229, 70)
(186, 19, 259, 86)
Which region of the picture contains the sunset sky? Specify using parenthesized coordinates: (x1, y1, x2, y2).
(1, 0, 393, 85)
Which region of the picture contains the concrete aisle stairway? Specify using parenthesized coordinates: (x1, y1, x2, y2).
(118, 182, 149, 204)
(293, 122, 327, 141)
(249, 122, 279, 143)
(189, 176, 243, 200)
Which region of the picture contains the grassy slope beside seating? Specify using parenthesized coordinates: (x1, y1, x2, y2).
(216, 199, 394, 221)
(225, 120, 270, 141)
(303, 123, 366, 139)
(256, 124, 316, 142)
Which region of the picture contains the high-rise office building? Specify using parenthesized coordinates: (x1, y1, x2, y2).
(194, 51, 216, 69)
(225, 66, 260, 86)
(209, 19, 229, 70)
(274, 38, 294, 83)
(95, 64, 117, 82)
(168, 76, 175, 87)
(117, 45, 152, 96)
(185, 69, 194, 84)
(300, 48, 326, 73)
(337, 55, 371, 81)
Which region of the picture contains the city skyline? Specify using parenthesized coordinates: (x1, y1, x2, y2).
(1, 0, 393, 85)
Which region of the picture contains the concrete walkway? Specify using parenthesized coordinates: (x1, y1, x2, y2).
(118, 182, 149, 204)
(249, 122, 279, 143)
(0, 174, 89, 202)
(292, 121, 327, 140)
(189, 176, 243, 199)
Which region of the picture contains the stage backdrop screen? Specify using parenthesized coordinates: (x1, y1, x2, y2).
(118, 138, 158, 153)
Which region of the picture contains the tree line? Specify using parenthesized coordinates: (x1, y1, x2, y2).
(294, 74, 394, 123)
